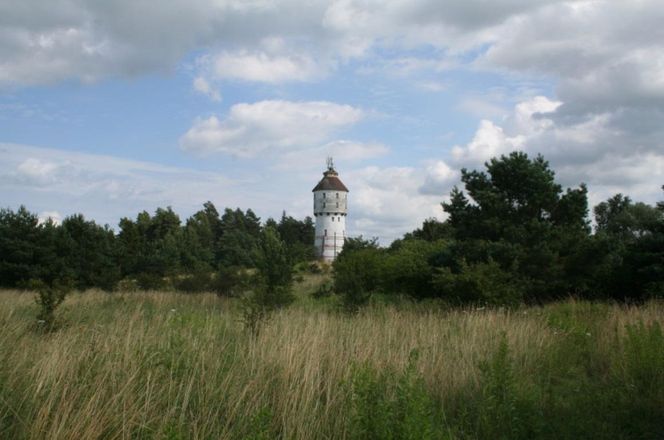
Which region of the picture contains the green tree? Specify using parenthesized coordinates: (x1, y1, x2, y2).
(0, 206, 43, 286)
(276, 211, 316, 263)
(218, 208, 261, 267)
(594, 193, 664, 300)
(241, 227, 294, 333)
(333, 247, 384, 311)
(441, 152, 591, 302)
(60, 214, 120, 290)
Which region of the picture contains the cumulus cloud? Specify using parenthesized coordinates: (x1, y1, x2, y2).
(449, 96, 664, 207)
(419, 160, 459, 196)
(179, 100, 364, 157)
(208, 49, 323, 83)
(346, 165, 445, 243)
(192, 76, 221, 101)
(0, 0, 574, 87)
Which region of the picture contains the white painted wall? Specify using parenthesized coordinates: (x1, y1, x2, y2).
(313, 190, 347, 262)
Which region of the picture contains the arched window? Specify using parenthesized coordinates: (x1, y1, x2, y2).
(324, 229, 327, 236)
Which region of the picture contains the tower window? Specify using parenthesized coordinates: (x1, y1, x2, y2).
(332, 217, 334, 222)
(323, 193, 326, 199)
(323, 202, 326, 208)
(336, 193, 339, 198)
(324, 229, 327, 236)
(336, 202, 339, 208)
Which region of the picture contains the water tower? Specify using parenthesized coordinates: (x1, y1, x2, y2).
(312, 158, 348, 262)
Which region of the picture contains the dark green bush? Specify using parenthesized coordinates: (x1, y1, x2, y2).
(432, 259, 524, 306)
(173, 271, 212, 293)
(31, 279, 73, 331)
(135, 272, 169, 290)
(333, 247, 384, 312)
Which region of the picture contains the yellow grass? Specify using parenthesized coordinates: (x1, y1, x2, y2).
(0, 289, 662, 439)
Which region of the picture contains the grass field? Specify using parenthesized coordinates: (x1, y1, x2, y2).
(0, 280, 662, 439)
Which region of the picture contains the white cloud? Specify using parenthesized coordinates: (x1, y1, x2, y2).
(209, 50, 323, 83)
(346, 165, 446, 243)
(180, 100, 364, 157)
(16, 158, 60, 183)
(451, 120, 524, 166)
(0, 143, 427, 243)
(38, 211, 62, 225)
(0, 143, 238, 228)
(419, 160, 459, 196)
(449, 96, 664, 207)
(192, 76, 221, 101)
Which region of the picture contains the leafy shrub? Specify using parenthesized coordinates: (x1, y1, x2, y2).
(135, 272, 169, 290)
(241, 227, 294, 333)
(211, 266, 250, 297)
(381, 240, 442, 299)
(31, 279, 73, 331)
(312, 281, 334, 299)
(432, 259, 524, 305)
(173, 271, 212, 293)
(333, 247, 384, 312)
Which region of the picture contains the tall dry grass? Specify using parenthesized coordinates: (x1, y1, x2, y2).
(0, 289, 662, 439)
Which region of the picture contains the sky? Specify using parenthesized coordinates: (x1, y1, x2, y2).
(1, 0, 663, 243)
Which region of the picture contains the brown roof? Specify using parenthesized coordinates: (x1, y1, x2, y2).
(312, 170, 349, 192)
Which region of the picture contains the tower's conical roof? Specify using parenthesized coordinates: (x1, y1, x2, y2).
(312, 159, 349, 192)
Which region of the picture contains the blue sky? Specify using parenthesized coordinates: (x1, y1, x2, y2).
(1, 1, 663, 242)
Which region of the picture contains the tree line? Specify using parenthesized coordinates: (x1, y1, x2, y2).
(0, 202, 315, 293)
(334, 152, 663, 308)
(1, 151, 662, 306)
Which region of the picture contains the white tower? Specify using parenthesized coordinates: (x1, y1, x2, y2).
(312, 158, 348, 262)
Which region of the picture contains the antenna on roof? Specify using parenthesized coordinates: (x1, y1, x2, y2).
(326, 156, 334, 171)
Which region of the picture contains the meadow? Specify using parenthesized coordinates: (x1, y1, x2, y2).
(0, 279, 662, 439)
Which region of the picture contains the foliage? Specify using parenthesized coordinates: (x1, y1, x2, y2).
(432, 259, 524, 306)
(31, 278, 73, 331)
(592, 193, 664, 301)
(241, 227, 294, 333)
(382, 240, 445, 299)
(333, 247, 384, 312)
(212, 266, 250, 297)
(349, 351, 443, 440)
(275, 211, 316, 263)
(441, 151, 591, 302)
(1, 151, 662, 306)
(0, 202, 318, 293)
